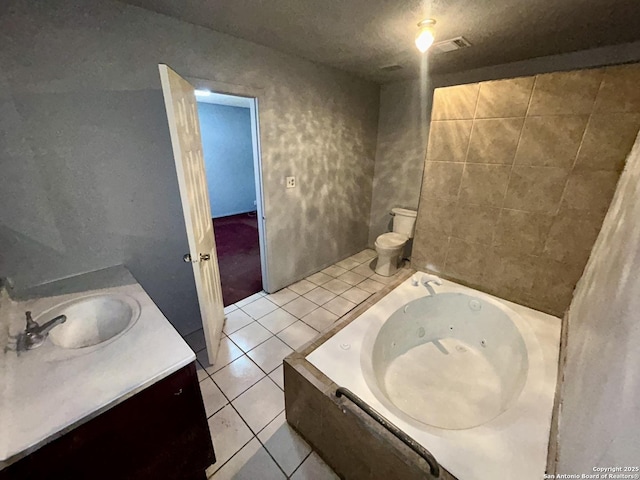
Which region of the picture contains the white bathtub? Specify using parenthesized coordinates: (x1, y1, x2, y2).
(307, 274, 561, 480)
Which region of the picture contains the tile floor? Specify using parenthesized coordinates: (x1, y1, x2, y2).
(181, 249, 406, 479)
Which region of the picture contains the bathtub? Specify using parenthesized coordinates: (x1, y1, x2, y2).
(306, 273, 561, 480)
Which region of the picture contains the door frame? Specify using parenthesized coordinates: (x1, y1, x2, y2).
(188, 77, 271, 293)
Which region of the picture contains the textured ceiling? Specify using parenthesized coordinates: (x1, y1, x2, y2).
(122, 0, 640, 83)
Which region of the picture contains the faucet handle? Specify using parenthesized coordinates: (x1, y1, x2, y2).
(421, 274, 443, 286)
(25, 311, 39, 331)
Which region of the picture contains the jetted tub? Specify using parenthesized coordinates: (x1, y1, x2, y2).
(307, 273, 561, 480)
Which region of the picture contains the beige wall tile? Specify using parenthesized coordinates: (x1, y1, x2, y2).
(483, 250, 538, 299)
(575, 113, 640, 171)
(414, 199, 456, 236)
(514, 115, 589, 168)
(420, 161, 464, 201)
(475, 77, 535, 118)
(426, 120, 472, 162)
(467, 118, 524, 164)
(504, 166, 570, 213)
(431, 83, 480, 120)
(411, 229, 450, 273)
(493, 209, 554, 256)
(543, 210, 603, 266)
(451, 204, 500, 245)
(528, 69, 604, 116)
(561, 170, 620, 214)
(593, 64, 640, 113)
(528, 259, 585, 316)
(444, 238, 487, 285)
(458, 164, 511, 207)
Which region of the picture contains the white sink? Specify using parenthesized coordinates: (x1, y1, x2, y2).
(39, 294, 140, 349)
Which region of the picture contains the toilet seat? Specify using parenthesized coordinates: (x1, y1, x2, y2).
(375, 232, 408, 249)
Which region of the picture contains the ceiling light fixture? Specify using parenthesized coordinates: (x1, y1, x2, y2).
(415, 19, 436, 53)
(194, 89, 212, 97)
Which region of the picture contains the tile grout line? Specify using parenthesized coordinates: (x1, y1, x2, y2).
(215, 373, 282, 441)
(207, 435, 256, 478)
(287, 451, 314, 479)
(245, 340, 293, 378)
(541, 73, 605, 258)
(232, 374, 283, 436)
(206, 399, 228, 420)
(231, 329, 276, 356)
(250, 407, 292, 479)
(441, 85, 481, 274)
(552, 74, 604, 217)
(198, 362, 282, 420)
(498, 76, 536, 205)
(199, 336, 242, 378)
(237, 297, 280, 320)
(209, 380, 287, 477)
(204, 346, 274, 474)
(477, 76, 537, 285)
(210, 354, 267, 403)
(259, 316, 304, 337)
(233, 292, 264, 309)
(266, 364, 284, 391)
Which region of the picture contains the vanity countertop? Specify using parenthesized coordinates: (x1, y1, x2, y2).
(0, 266, 195, 469)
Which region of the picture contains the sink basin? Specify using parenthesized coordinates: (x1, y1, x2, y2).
(40, 294, 140, 349)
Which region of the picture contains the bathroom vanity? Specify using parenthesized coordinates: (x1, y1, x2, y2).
(0, 267, 215, 479)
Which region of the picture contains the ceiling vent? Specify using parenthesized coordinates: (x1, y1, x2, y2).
(431, 36, 472, 54)
(379, 64, 403, 72)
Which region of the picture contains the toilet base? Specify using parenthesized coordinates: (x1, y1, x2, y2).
(375, 252, 402, 276)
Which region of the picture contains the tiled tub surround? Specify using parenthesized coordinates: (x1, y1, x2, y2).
(413, 63, 640, 316)
(0, 266, 194, 468)
(185, 249, 406, 478)
(295, 275, 560, 480)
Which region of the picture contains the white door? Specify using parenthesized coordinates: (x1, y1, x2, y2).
(158, 64, 224, 365)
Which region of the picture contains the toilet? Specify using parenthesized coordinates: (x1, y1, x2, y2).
(374, 207, 417, 276)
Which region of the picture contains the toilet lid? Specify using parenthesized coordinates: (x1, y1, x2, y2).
(376, 232, 408, 248)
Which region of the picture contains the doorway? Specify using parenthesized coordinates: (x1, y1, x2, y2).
(195, 90, 268, 306)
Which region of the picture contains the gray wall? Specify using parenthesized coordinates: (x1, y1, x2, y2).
(197, 103, 256, 218)
(556, 132, 640, 473)
(367, 80, 430, 245)
(0, 0, 379, 335)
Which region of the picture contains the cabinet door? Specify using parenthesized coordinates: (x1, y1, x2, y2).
(1, 363, 214, 480)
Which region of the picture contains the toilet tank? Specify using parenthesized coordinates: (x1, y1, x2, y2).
(391, 208, 417, 238)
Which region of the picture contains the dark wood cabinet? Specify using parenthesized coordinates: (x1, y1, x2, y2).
(1, 362, 215, 480)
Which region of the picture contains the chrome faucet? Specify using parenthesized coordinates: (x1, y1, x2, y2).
(17, 311, 67, 351)
(421, 274, 443, 287)
(412, 273, 443, 296)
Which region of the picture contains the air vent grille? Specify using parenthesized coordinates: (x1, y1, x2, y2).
(432, 36, 472, 54)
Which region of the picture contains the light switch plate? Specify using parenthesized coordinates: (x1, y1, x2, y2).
(286, 176, 296, 188)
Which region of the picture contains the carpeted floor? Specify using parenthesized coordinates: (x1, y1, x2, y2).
(213, 212, 263, 306)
